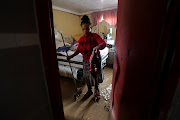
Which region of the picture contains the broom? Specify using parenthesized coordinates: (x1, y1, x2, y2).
(59, 32, 82, 100)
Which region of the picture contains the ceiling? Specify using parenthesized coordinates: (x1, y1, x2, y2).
(52, 0, 118, 15)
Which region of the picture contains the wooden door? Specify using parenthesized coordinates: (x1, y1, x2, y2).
(111, 0, 180, 119)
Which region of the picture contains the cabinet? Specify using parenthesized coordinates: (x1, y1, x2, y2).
(107, 40, 115, 66)
(106, 40, 115, 66)
(107, 49, 115, 66)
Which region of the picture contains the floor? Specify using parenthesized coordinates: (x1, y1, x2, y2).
(59, 67, 113, 120)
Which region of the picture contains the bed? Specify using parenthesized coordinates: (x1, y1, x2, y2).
(54, 27, 109, 80)
(57, 47, 108, 69)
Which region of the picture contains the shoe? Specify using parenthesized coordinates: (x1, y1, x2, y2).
(82, 90, 93, 101)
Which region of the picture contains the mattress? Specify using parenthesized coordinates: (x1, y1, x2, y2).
(57, 47, 109, 69)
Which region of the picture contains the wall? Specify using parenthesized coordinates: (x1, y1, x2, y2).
(53, 9, 82, 36)
(0, 0, 53, 120)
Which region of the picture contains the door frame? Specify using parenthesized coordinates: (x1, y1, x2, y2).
(33, 0, 180, 119)
(34, 0, 64, 120)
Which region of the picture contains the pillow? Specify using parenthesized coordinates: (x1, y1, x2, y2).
(55, 40, 60, 44)
(55, 31, 63, 41)
(54, 27, 74, 45)
(63, 35, 74, 45)
(73, 34, 83, 41)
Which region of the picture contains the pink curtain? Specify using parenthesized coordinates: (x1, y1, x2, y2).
(91, 9, 117, 27)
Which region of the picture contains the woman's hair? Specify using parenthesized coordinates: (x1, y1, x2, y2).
(81, 15, 91, 26)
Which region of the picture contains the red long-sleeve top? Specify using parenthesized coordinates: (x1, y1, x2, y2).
(77, 33, 106, 61)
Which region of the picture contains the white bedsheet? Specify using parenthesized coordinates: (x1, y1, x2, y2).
(58, 65, 79, 79)
(57, 47, 109, 62)
(57, 51, 83, 62)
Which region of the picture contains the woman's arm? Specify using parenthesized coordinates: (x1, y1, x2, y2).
(94, 33, 107, 51)
(67, 50, 79, 60)
(67, 39, 81, 60)
(93, 44, 106, 51)
(94, 43, 106, 50)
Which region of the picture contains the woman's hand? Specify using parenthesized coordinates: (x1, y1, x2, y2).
(67, 50, 79, 61)
(93, 46, 100, 52)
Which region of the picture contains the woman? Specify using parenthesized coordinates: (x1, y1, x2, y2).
(67, 15, 106, 100)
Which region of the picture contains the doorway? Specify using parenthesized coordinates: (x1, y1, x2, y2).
(51, 0, 117, 119)
(34, 0, 180, 119)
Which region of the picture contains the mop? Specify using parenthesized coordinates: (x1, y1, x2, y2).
(60, 32, 82, 100)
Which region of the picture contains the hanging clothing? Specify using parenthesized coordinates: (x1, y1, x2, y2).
(89, 49, 104, 83)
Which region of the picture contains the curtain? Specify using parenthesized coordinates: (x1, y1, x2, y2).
(91, 9, 117, 27)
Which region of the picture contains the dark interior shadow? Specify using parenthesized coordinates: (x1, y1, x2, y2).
(64, 97, 95, 119)
(78, 98, 95, 119)
(64, 115, 82, 120)
(63, 97, 76, 107)
(60, 76, 84, 101)
(64, 98, 85, 115)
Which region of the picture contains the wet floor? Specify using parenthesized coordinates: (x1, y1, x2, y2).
(59, 67, 113, 120)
